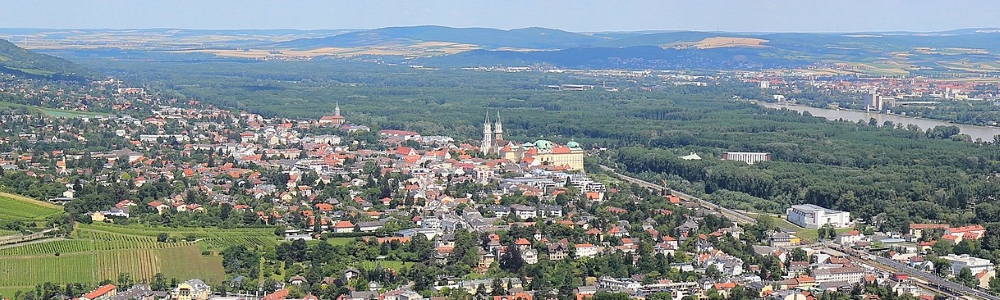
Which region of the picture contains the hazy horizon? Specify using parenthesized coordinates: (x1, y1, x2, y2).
(2, 0, 999, 33)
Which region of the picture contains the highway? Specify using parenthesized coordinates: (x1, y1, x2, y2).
(598, 165, 756, 224)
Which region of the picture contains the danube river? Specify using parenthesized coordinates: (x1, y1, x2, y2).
(758, 102, 1000, 141)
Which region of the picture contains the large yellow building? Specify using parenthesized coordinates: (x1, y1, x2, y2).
(173, 279, 211, 300)
(500, 140, 585, 171)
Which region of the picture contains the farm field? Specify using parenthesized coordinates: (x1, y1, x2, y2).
(0, 192, 61, 221)
(0, 223, 237, 294)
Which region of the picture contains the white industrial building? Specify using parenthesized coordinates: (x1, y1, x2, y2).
(786, 204, 851, 229)
(721, 152, 771, 165)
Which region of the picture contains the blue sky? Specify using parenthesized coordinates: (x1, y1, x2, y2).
(2, 0, 998, 32)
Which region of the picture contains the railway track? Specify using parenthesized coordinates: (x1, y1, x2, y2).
(599, 165, 756, 224)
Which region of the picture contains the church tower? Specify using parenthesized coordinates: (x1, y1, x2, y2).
(481, 112, 492, 155)
(493, 111, 503, 141)
(334, 102, 341, 117)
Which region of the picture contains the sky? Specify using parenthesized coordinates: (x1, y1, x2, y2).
(2, 0, 999, 33)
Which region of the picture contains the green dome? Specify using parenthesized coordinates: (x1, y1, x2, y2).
(567, 141, 581, 148)
(534, 140, 553, 150)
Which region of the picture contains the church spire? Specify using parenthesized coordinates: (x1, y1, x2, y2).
(481, 112, 492, 154)
(334, 102, 341, 117)
(493, 110, 503, 141)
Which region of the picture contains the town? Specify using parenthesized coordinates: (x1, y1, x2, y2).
(0, 71, 998, 300)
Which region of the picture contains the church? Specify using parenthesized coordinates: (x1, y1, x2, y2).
(318, 103, 346, 126)
(480, 111, 585, 171)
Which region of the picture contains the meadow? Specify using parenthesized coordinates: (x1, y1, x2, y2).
(0, 192, 62, 221)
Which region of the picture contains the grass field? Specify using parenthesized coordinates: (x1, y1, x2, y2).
(0, 102, 106, 118)
(0, 223, 242, 294)
(361, 260, 411, 270)
(0, 192, 62, 221)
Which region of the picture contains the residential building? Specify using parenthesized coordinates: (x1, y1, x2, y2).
(172, 279, 211, 300)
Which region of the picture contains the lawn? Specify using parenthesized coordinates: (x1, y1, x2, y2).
(0, 101, 107, 118)
(0, 192, 62, 221)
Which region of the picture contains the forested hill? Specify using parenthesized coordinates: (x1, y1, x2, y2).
(0, 39, 96, 81)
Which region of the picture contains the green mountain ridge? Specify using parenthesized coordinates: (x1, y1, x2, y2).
(0, 39, 96, 80)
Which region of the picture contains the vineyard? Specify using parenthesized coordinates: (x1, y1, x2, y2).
(0, 223, 234, 294)
(0, 239, 92, 256)
(94, 249, 160, 281)
(0, 252, 94, 288)
(76, 223, 279, 251)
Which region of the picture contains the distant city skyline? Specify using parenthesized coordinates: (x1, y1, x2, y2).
(1, 0, 999, 33)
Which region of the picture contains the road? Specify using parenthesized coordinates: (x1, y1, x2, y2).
(598, 165, 756, 225)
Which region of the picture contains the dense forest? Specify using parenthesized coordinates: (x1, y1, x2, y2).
(78, 59, 1000, 231)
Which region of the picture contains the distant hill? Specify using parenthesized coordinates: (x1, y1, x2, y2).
(0, 39, 95, 80)
(274, 25, 609, 49)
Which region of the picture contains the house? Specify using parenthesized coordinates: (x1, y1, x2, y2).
(333, 220, 355, 233)
(493, 292, 532, 300)
(521, 248, 539, 265)
(172, 279, 211, 300)
(575, 243, 598, 258)
(81, 284, 117, 300)
(944, 225, 986, 243)
(547, 242, 568, 260)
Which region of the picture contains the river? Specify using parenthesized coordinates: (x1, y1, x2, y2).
(757, 102, 1000, 142)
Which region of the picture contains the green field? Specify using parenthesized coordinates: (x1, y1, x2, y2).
(77, 223, 280, 252)
(0, 192, 62, 221)
(0, 224, 251, 294)
(0, 101, 106, 118)
(361, 260, 412, 270)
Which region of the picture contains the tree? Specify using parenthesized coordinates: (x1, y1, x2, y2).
(499, 246, 524, 272)
(957, 267, 977, 287)
(790, 248, 808, 262)
(157, 233, 169, 243)
(151, 273, 167, 291)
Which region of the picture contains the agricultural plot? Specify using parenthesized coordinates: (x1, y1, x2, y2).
(0, 192, 61, 221)
(0, 252, 94, 287)
(0, 239, 93, 256)
(74, 228, 194, 250)
(201, 235, 278, 251)
(158, 246, 225, 284)
(0, 223, 235, 293)
(94, 249, 160, 282)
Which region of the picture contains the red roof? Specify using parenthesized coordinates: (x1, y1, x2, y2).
(514, 238, 531, 245)
(333, 220, 354, 228)
(82, 284, 116, 300)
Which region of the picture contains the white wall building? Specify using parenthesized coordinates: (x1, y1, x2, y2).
(786, 204, 851, 229)
(721, 152, 771, 165)
(942, 254, 994, 275)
